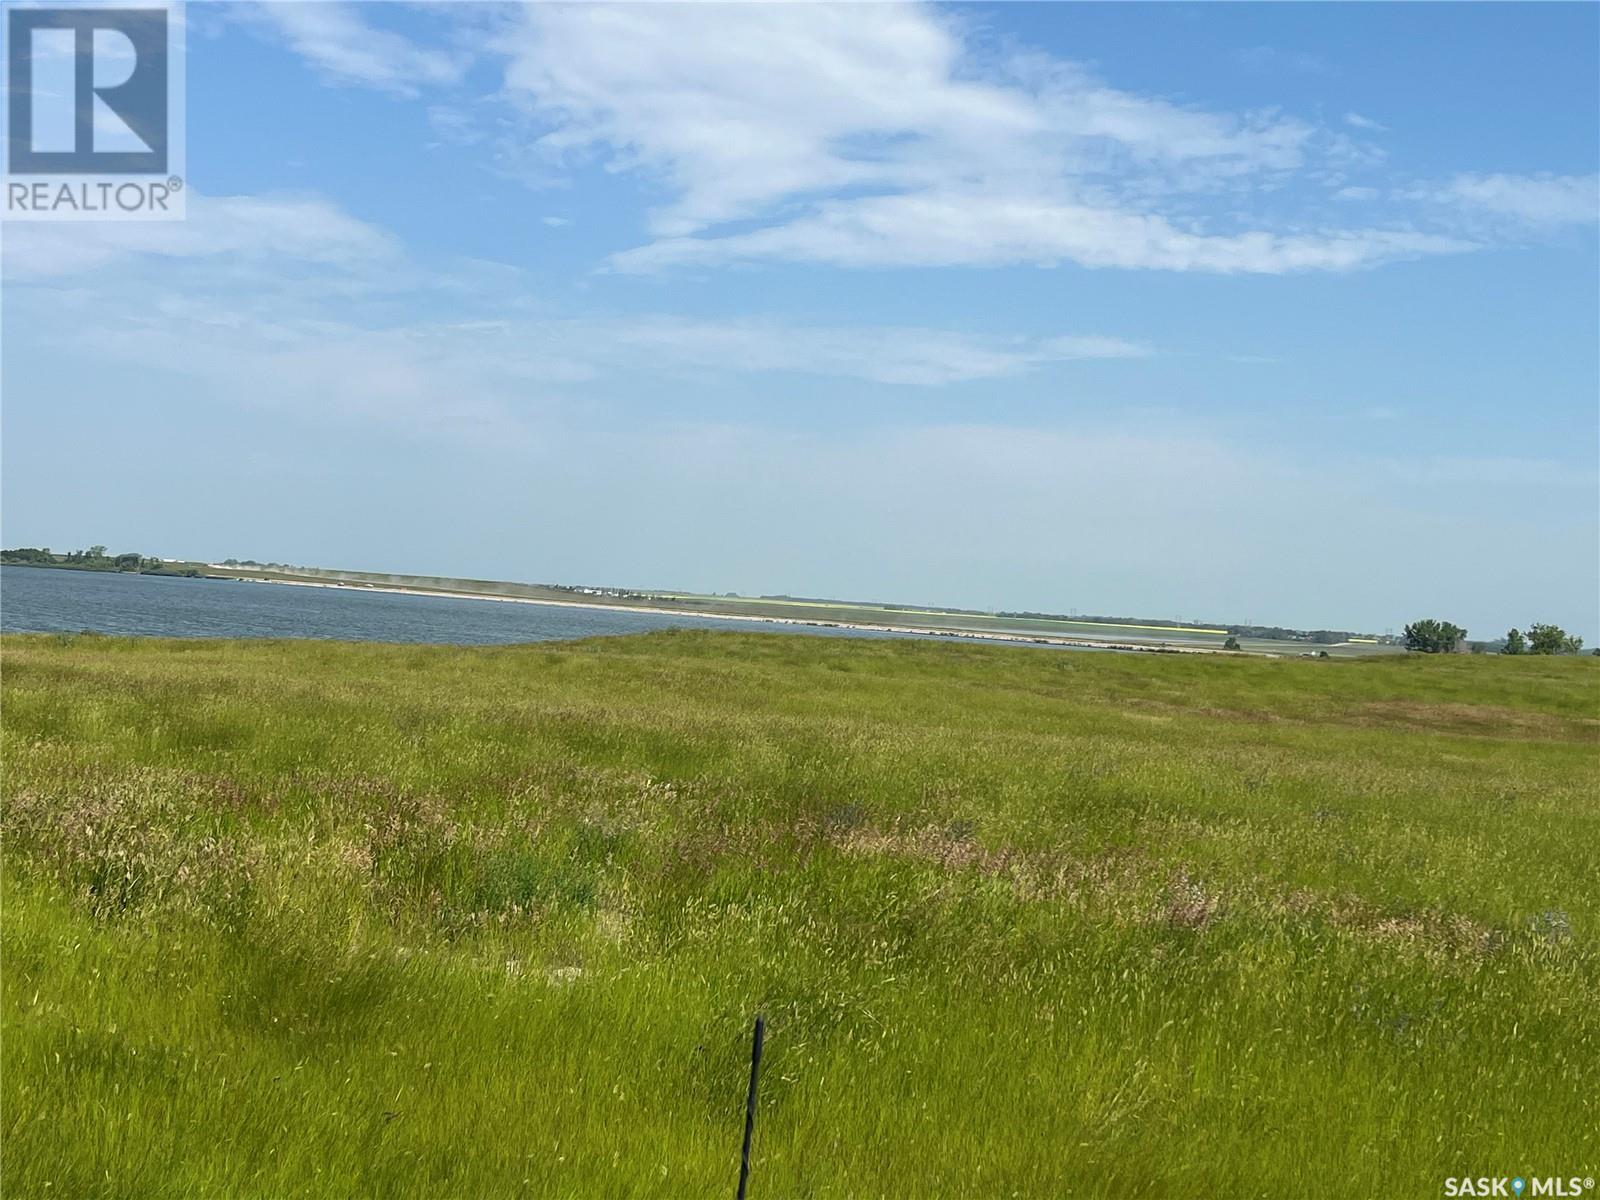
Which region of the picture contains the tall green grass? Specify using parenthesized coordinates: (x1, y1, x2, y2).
(3, 631, 1596, 1197)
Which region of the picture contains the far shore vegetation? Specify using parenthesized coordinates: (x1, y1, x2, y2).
(1, 545, 200, 577)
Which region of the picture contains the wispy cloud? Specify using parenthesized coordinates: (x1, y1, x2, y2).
(243, 2, 465, 97)
(1231, 46, 1337, 78)
(239, 2, 1588, 279)
(0, 192, 399, 280)
(605, 319, 1149, 386)
(606, 195, 1466, 274)
(4, 194, 1150, 440)
(1429, 172, 1599, 227)
(483, 4, 1458, 276)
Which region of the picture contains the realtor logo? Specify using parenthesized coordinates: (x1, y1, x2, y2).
(4, 3, 185, 220)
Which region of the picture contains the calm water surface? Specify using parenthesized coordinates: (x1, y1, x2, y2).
(0, 566, 1054, 649)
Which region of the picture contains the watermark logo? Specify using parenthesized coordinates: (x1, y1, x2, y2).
(1445, 1177, 1595, 1197)
(4, 2, 185, 219)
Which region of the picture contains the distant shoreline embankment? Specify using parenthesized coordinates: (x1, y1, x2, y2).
(228, 575, 1222, 655)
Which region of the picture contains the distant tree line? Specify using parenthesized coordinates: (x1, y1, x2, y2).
(1405, 618, 1587, 655)
(1, 546, 199, 576)
(1503, 624, 1584, 655)
(1, 546, 55, 564)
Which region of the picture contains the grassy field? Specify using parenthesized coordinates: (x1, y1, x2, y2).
(2, 630, 1596, 1198)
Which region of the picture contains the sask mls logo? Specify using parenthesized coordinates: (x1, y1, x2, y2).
(1446, 1177, 1596, 1197)
(4, 3, 185, 220)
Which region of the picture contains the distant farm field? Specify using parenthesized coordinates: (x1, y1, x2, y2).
(2, 631, 1596, 1197)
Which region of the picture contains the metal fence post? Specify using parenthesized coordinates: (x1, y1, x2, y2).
(736, 1015, 765, 1200)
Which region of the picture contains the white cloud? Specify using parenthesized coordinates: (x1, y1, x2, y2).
(1432, 173, 1599, 227)
(487, 3, 1448, 275)
(5, 193, 1151, 444)
(498, 3, 1046, 236)
(50, 296, 1150, 408)
(0, 192, 399, 280)
(608, 192, 1467, 274)
(604, 318, 1149, 386)
(233, 2, 1581, 278)
(1343, 112, 1387, 132)
(244, 2, 465, 96)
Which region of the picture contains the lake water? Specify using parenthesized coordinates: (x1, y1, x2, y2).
(0, 566, 1057, 649)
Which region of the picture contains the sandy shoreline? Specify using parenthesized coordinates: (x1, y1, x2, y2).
(220, 575, 1226, 654)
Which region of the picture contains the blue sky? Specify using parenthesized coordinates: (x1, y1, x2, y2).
(4, 1, 1597, 636)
